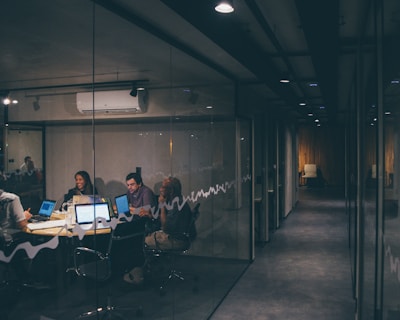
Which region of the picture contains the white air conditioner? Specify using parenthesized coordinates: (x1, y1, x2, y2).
(76, 89, 148, 114)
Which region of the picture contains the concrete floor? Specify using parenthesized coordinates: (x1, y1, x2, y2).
(210, 186, 355, 320)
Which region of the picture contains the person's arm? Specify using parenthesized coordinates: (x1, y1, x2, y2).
(159, 194, 167, 229)
(138, 188, 155, 218)
(9, 196, 32, 230)
(17, 208, 32, 229)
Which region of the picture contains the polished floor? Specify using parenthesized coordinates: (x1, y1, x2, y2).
(210, 186, 355, 320)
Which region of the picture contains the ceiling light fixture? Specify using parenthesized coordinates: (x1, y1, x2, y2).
(33, 96, 40, 111)
(129, 83, 146, 97)
(2, 93, 18, 106)
(279, 73, 290, 83)
(215, 0, 234, 13)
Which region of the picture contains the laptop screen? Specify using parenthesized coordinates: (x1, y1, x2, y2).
(115, 194, 130, 214)
(38, 200, 56, 217)
(75, 202, 111, 224)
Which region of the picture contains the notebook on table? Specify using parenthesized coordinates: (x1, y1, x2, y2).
(30, 199, 57, 222)
(74, 202, 111, 230)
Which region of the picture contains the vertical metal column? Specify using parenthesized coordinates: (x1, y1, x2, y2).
(374, 0, 384, 318)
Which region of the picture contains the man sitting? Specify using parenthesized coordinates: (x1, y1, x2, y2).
(123, 176, 194, 285)
(144, 176, 193, 250)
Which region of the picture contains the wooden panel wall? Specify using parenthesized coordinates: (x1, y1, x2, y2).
(298, 125, 345, 186)
(299, 123, 395, 187)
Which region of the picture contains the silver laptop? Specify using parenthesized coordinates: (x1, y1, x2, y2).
(74, 202, 111, 230)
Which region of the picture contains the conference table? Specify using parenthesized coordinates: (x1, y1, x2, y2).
(23, 212, 145, 294)
(25, 212, 112, 237)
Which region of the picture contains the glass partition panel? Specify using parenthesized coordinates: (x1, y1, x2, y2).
(0, 1, 251, 319)
(3, 126, 44, 212)
(382, 0, 400, 317)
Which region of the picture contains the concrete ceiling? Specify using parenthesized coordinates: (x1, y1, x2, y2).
(1, 0, 399, 124)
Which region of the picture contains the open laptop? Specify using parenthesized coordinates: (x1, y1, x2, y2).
(114, 194, 130, 216)
(30, 199, 57, 222)
(74, 202, 111, 230)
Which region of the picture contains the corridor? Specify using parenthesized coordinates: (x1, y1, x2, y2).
(210, 187, 355, 320)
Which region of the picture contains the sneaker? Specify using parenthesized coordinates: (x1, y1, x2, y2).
(123, 267, 144, 285)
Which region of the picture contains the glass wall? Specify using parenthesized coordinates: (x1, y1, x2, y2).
(0, 1, 252, 319)
(348, 0, 400, 319)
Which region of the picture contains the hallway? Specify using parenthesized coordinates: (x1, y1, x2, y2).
(210, 187, 355, 320)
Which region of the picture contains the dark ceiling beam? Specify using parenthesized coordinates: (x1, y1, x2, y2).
(161, 0, 301, 109)
(244, 0, 308, 100)
(295, 0, 339, 122)
(93, 0, 236, 82)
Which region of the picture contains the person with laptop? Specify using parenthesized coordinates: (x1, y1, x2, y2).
(120, 172, 155, 285)
(0, 188, 35, 284)
(124, 172, 155, 216)
(61, 170, 97, 208)
(0, 189, 32, 240)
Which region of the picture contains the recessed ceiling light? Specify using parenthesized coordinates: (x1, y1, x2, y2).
(215, 1, 234, 13)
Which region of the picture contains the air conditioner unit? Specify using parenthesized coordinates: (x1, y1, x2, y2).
(76, 89, 148, 114)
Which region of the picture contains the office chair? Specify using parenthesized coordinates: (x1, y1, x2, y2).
(0, 239, 22, 319)
(144, 203, 200, 296)
(69, 221, 144, 319)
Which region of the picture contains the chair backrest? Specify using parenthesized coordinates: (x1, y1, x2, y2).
(73, 221, 145, 281)
(303, 164, 317, 178)
(187, 203, 200, 242)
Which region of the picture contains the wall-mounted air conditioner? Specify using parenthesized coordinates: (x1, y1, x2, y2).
(76, 89, 148, 114)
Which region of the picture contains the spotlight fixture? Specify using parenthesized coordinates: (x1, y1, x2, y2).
(215, 0, 234, 13)
(33, 96, 40, 111)
(130, 81, 147, 97)
(1, 92, 18, 105)
(130, 84, 138, 97)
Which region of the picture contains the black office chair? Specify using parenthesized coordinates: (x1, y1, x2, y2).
(0, 239, 22, 319)
(68, 221, 145, 319)
(144, 203, 200, 296)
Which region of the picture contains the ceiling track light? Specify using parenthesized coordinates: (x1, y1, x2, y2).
(215, 0, 234, 13)
(130, 80, 148, 97)
(1, 92, 18, 106)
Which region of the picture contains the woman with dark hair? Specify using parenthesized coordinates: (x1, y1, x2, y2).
(62, 170, 97, 204)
